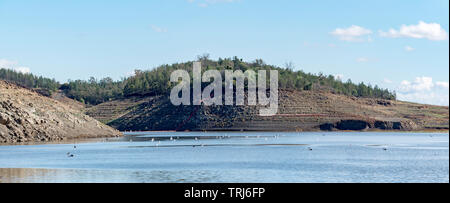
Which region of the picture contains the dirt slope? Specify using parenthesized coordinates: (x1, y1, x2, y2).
(0, 80, 122, 143)
(85, 89, 449, 132)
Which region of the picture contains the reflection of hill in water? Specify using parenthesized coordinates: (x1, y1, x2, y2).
(0, 168, 221, 183)
(0, 168, 55, 183)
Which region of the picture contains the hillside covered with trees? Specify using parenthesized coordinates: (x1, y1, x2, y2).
(60, 77, 125, 105)
(122, 56, 396, 101)
(0, 56, 396, 105)
(0, 68, 60, 95)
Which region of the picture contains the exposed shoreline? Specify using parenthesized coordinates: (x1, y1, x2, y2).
(122, 129, 450, 134)
(0, 130, 448, 146)
(1, 80, 122, 144)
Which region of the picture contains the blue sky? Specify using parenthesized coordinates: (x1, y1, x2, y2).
(0, 0, 449, 105)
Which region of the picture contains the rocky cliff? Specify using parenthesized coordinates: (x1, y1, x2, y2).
(0, 80, 122, 143)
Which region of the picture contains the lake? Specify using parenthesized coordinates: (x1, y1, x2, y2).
(0, 132, 448, 183)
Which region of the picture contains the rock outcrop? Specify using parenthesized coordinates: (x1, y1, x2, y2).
(0, 80, 121, 143)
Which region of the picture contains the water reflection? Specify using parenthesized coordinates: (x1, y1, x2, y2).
(0, 132, 448, 183)
(0, 168, 221, 183)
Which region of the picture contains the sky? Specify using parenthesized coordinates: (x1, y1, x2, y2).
(0, 0, 449, 105)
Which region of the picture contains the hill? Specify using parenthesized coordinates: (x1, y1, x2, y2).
(0, 80, 121, 143)
(1, 57, 448, 133)
(1, 56, 396, 106)
(85, 90, 448, 132)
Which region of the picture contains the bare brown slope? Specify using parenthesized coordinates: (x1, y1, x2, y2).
(85, 90, 448, 132)
(0, 80, 122, 143)
(50, 90, 86, 111)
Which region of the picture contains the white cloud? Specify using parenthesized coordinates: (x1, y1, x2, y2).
(383, 78, 393, 84)
(331, 25, 373, 42)
(436, 81, 449, 89)
(399, 76, 434, 92)
(356, 57, 369, 63)
(14, 66, 30, 74)
(0, 59, 18, 69)
(205, 0, 238, 2)
(397, 92, 449, 106)
(405, 46, 415, 52)
(151, 25, 167, 33)
(0, 59, 31, 74)
(380, 21, 448, 41)
(188, 0, 239, 7)
(125, 70, 137, 77)
(333, 74, 344, 81)
(396, 77, 449, 106)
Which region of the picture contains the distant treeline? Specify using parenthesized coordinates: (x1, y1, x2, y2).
(0, 68, 60, 93)
(123, 56, 396, 100)
(0, 56, 396, 105)
(60, 77, 125, 105)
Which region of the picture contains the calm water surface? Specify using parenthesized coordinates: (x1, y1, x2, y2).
(0, 132, 448, 183)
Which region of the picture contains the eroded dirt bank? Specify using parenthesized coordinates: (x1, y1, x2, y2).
(85, 90, 449, 132)
(0, 80, 122, 143)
